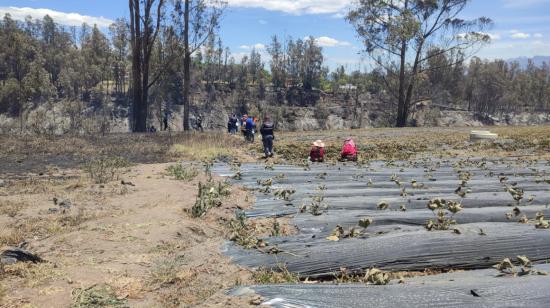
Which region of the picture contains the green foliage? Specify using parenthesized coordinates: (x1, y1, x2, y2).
(191, 180, 231, 218)
(228, 213, 261, 249)
(82, 156, 131, 184)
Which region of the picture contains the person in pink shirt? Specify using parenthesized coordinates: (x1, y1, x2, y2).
(340, 137, 358, 161)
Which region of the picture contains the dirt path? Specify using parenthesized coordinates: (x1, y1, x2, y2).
(1, 163, 258, 307)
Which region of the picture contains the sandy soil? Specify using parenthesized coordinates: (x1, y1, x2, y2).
(0, 163, 262, 307)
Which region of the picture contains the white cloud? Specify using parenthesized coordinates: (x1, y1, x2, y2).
(304, 36, 351, 47)
(487, 33, 501, 40)
(510, 31, 531, 39)
(258, 19, 267, 25)
(533, 33, 544, 38)
(225, 0, 351, 15)
(0, 6, 114, 27)
(239, 43, 266, 50)
(316, 36, 351, 47)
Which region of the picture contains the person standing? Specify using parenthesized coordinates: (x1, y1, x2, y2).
(260, 116, 275, 158)
(163, 111, 169, 131)
(228, 114, 238, 134)
(241, 114, 248, 140)
(196, 114, 203, 132)
(245, 116, 256, 142)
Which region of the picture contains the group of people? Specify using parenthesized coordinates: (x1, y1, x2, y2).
(309, 137, 358, 162)
(229, 113, 358, 161)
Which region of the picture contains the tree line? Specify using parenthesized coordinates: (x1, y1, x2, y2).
(1, 0, 549, 133)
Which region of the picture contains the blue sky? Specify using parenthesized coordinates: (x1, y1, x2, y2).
(1, 0, 549, 70)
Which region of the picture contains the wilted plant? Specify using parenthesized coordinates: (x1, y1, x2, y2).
(377, 201, 389, 210)
(358, 218, 373, 229)
(316, 172, 328, 180)
(274, 188, 295, 201)
(257, 178, 273, 187)
(326, 225, 362, 241)
(425, 198, 463, 231)
(271, 219, 280, 237)
(505, 185, 524, 204)
(365, 268, 390, 285)
(309, 195, 328, 216)
(203, 160, 214, 178)
(494, 256, 547, 277)
(411, 179, 424, 189)
(390, 174, 402, 187)
(535, 212, 550, 229)
(232, 171, 242, 180)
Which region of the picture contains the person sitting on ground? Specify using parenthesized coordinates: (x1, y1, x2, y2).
(340, 137, 358, 161)
(260, 116, 275, 158)
(149, 125, 157, 133)
(310, 140, 325, 162)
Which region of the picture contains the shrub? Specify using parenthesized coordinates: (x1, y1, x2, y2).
(165, 164, 198, 181)
(190, 180, 231, 218)
(83, 156, 130, 184)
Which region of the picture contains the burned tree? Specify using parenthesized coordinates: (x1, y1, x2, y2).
(175, 0, 224, 131)
(128, 0, 164, 132)
(347, 0, 492, 127)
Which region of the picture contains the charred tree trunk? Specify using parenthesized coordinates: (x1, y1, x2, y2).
(129, 0, 145, 132)
(182, 0, 191, 131)
(396, 41, 408, 127)
(129, 0, 163, 132)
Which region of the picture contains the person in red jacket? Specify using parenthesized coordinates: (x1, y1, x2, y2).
(310, 140, 325, 162)
(340, 137, 358, 161)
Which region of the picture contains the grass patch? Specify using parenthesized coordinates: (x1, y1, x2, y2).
(72, 284, 128, 308)
(3, 262, 62, 287)
(0, 200, 27, 218)
(148, 255, 186, 287)
(1, 208, 95, 246)
(165, 164, 199, 181)
(0, 227, 25, 246)
(169, 144, 232, 161)
(253, 265, 299, 284)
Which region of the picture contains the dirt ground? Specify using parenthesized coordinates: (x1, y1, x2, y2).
(0, 163, 266, 307)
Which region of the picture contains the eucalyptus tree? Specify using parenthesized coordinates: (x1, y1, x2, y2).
(347, 0, 492, 126)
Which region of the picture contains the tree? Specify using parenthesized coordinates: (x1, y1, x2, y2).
(129, 0, 165, 132)
(348, 0, 492, 127)
(302, 36, 324, 90)
(109, 18, 129, 96)
(267, 35, 285, 88)
(174, 0, 225, 131)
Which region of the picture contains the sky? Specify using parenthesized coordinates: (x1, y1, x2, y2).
(1, 0, 549, 71)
